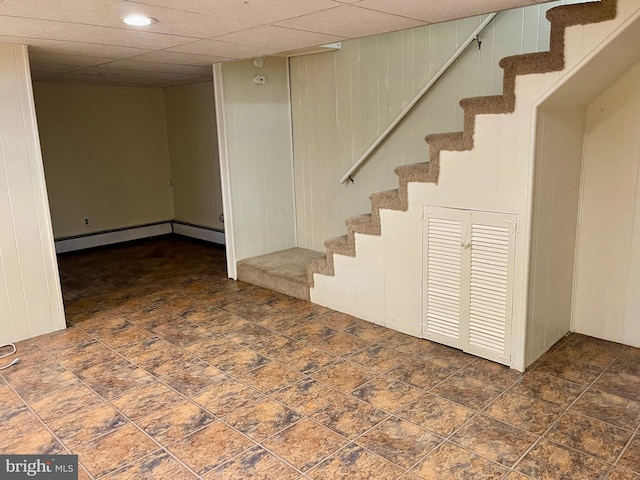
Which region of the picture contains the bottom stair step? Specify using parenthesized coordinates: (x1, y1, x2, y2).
(236, 247, 325, 301)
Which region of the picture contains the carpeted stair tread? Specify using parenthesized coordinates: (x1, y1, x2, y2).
(324, 234, 355, 257)
(345, 213, 380, 237)
(237, 247, 325, 301)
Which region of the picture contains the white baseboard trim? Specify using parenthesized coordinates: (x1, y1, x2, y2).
(172, 222, 225, 245)
(55, 222, 173, 254)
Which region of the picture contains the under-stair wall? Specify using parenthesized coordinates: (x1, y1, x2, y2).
(290, 0, 592, 253)
(311, 0, 640, 370)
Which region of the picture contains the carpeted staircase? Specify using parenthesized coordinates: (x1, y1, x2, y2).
(238, 0, 618, 301)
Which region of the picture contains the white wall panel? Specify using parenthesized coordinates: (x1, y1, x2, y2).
(0, 44, 65, 344)
(527, 107, 586, 364)
(574, 60, 640, 347)
(165, 81, 224, 230)
(218, 57, 297, 262)
(291, 1, 573, 252)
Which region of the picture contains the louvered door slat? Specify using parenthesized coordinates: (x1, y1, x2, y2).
(468, 222, 512, 360)
(423, 215, 463, 346)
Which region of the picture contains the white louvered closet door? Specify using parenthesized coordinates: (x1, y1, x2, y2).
(423, 207, 516, 365)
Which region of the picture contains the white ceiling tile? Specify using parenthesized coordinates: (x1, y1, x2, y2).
(0, 16, 193, 50)
(78, 66, 198, 81)
(129, 0, 340, 24)
(167, 39, 278, 59)
(0, 35, 150, 58)
(129, 50, 230, 65)
(356, 0, 534, 22)
(213, 26, 344, 51)
(0, 0, 255, 38)
(29, 62, 84, 74)
(28, 52, 114, 66)
(275, 5, 425, 38)
(98, 59, 212, 76)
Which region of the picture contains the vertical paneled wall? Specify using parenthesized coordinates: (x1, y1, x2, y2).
(218, 57, 296, 263)
(165, 81, 224, 231)
(0, 44, 65, 344)
(527, 107, 586, 365)
(290, 0, 578, 252)
(573, 59, 640, 347)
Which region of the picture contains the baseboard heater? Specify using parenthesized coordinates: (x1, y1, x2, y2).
(55, 221, 225, 254)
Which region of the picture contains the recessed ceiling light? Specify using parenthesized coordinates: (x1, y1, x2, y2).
(121, 15, 157, 27)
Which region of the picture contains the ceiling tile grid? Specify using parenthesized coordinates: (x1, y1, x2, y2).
(0, 0, 544, 87)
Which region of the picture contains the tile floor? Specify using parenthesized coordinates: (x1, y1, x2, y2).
(1, 236, 639, 479)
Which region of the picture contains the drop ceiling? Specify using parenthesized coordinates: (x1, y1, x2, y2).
(0, 0, 550, 87)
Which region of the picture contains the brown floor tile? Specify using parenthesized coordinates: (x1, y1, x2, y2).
(312, 360, 375, 393)
(207, 346, 270, 375)
(516, 439, 609, 480)
(572, 388, 640, 430)
(96, 325, 157, 349)
(262, 418, 347, 472)
(431, 374, 505, 410)
(318, 332, 370, 357)
(7, 363, 82, 403)
(309, 443, 404, 480)
(594, 371, 640, 402)
(618, 436, 640, 474)
(352, 377, 424, 411)
(614, 348, 640, 376)
(348, 345, 407, 374)
(0, 406, 65, 455)
(111, 381, 184, 420)
(120, 337, 200, 370)
(452, 415, 538, 467)
(235, 362, 305, 395)
(103, 449, 196, 479)
(83, 363, 156, 401)
(309, 392, 388, 438)
(395, 393, 475, 437)
(385, 358, 457, 390)
(534, 352, 604, 386)
(458, 358, 524, 388)
(318, 311, 362, 331)
(167, 421, 254, 476)
(34, 326, 94, 352)
(283, 344, 341, 374)
(74, 423, 158, 478)
(509, 372, 584, 407)
(546, 411, 632, 463)
(412, 442, 508, 480)
(224, 323, 275, 347)
(192, 380, 263, 417)
(484, 390, 563, 435)
(47, 402, 128, 448)
(357, 416, 442, 468)
(271, 378, 337, 416)
(285, 321, 337, 343)
(345, 322, 396, 343)
(184, 334, 234, 360)
(224, 398, 302, 442)
(378, 331, 433, 355)
(150, 319, 213, 349)
(424, 344, 475, 369)
(134, 398, 215, 445)
(608, 467, 640, 480)
(53, 340, 131, 379)
(557, 334, 624, 368)
(205, 445, 300, 479)
(161, 364, 229, 397)
(0, 384, 25, 414)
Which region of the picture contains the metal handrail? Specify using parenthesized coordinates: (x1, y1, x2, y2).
(340, 12, 498, 184)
